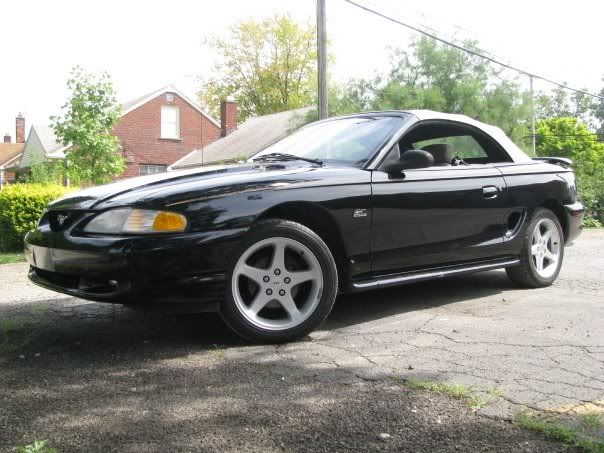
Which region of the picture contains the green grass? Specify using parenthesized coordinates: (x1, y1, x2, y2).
(29, 304, 50, 314)
(15, 440, 57, 453)
(404, 379, 488, 411)
(516, 412, 604, 453)
(0, 318, 30, 335)
(487, 387, 505, 399)
(401, 379, 604, 451)
(580, 413, 604, 431)
(406, 379, 472, 399)
(0, 252, 25, 264)
(0, 318, 36, 353)
(468, 395, 488, 411)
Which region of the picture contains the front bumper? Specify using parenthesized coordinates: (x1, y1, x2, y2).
(564, 201, 584, 244)
(25, 226, 246, 305)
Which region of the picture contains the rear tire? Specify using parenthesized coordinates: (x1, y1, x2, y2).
(506, 208, 564, 288)
(221, 219, 338, 343)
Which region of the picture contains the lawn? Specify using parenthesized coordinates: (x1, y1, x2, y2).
(0, 253, 26, 265)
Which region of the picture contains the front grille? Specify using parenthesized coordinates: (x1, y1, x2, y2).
(40, 210, 83, 232)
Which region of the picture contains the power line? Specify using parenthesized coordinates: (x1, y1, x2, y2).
(360, 0, 513, 67)
(342, 0, 604, 101)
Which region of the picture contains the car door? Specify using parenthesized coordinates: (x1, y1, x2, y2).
(370, 124, 512, 275)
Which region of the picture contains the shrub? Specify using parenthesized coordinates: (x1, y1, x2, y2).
(578, 175, 604, 227)
(26, 161, 65, 185)
(0, 184, 74, 252)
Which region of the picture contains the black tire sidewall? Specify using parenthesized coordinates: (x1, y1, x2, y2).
(524, 208, 564, 286)
(221, 219, 338, 343)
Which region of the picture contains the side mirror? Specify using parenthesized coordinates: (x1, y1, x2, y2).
(384, 149, 434, 175)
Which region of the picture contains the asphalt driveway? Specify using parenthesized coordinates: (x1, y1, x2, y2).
(1, 230, 602, 451)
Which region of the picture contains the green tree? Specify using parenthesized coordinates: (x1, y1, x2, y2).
(27, 161, 65, 185)
(51, 67, 125, 185)
(535, 117, 603, 171)
(199, 14, 317, 121)
(535, 117, 604, 224)
(332, 37, 531, 147)
(593, 78, 604, 134)
(536, 86, 597, 128)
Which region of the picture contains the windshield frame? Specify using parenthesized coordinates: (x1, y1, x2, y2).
(249, 113, 410, 168)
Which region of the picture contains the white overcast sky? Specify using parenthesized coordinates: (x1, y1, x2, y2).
(1, 0, 602, 136)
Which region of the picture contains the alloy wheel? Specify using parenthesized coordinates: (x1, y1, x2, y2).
(531, 218, 561, 278)
(231, 237, 324, 331)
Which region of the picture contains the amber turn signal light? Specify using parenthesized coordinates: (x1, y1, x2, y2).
(152, 211, 187, 232)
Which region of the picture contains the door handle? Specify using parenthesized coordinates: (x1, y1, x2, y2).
(482, 186, 499, 199)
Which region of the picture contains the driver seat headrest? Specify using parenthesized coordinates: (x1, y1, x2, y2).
(421, 144, 452, 166)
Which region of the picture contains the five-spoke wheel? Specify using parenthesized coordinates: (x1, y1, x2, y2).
(530, 218, 561, 279)
(222, 219, 338, 342)
(506, 208, 564, 288)
(232, 237, 324, 331)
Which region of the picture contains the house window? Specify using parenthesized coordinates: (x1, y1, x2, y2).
(165, 92, 175, 102)
(140, 164, 167, 176)
(161, 106, 180, 139)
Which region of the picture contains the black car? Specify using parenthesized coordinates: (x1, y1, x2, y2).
(25, 110, 584, 342)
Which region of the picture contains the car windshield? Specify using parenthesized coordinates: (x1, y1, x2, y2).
(252, 115, 405, 165)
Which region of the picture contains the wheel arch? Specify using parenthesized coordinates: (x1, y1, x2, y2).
(256, 201, 349, 286)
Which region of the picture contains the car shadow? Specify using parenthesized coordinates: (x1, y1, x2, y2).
(327, 269, 515, 328)
(4, 270, 562, 452)
(0, 270, 515, 358)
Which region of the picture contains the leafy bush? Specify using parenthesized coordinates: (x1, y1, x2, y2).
(578, 175, 604, 227)
(26, 161, 65, 185)
(0, 184, 74, 252)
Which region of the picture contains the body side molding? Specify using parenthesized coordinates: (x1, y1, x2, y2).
(350, 257, 520, 291)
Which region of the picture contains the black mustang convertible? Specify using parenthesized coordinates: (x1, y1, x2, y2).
(25, 110, 584, 342)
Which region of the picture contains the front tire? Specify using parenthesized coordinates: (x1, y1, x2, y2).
(221, 219, 338, 343)
(506, 208, 564, 288)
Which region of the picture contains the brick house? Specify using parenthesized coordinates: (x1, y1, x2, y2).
(0, 114, 26, 187)
(17, 85, 229, 179)
(117, 85, 222, 177)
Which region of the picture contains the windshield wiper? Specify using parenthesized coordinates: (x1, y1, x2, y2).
(253, 153, 323, 166)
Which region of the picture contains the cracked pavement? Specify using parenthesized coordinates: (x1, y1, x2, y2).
(0, 230, 602, 450)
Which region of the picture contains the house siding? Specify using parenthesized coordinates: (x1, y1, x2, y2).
(115, 92, 220, 178)
(18, 128, 46, 169)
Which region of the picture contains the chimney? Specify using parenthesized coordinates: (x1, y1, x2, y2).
(15, 113, 25, 143)
(220, 98, 238, 137)
(3, 133, 10, 143)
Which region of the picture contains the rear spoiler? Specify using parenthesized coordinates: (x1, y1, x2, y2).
(532, 157, 573, 167)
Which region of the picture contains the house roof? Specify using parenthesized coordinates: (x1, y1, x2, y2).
(18, 125, 67, 169)
(121, 84, 220, 127)
(16, 84, 219, 170)
(171, 106, 312, 170)
(0, 143, 25, 167)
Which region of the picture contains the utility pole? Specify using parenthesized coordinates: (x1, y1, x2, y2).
(317, 0, 328, 119)
(529, 75, 536, 154)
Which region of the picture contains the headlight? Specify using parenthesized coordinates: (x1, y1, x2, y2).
(83, 208, 187, 234)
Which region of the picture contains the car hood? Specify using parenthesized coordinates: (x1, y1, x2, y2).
(49, 162, 363, 210)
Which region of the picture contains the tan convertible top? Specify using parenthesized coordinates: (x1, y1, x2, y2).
(405, 110, 533, 164)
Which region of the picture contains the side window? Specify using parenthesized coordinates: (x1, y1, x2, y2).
(413, 135, 488, 161)
(397, 121, 512, 165)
